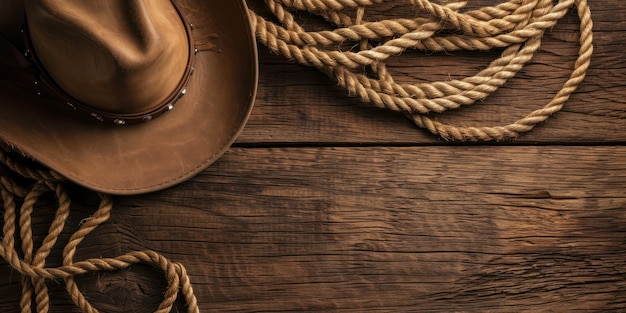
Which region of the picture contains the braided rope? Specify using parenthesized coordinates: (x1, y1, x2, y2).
(0, 146, 200, 313)
(249, 0, 594, 141)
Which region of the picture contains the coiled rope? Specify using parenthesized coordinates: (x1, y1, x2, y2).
(0, 0, 593, 312)
(0, 146, 199, 313)
(249, 0, 593, 141)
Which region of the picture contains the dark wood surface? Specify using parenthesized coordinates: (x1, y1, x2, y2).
(2, 1, 626, 312)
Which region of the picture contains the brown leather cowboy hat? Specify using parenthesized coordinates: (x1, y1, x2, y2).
(0, 0, 258, 195)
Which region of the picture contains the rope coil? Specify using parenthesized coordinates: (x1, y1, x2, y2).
(0, 146, 199, 313)
(249, 0, 593, 141)
(1, 0, 594, 312)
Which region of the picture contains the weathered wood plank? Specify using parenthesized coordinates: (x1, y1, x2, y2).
(240, 1, 626, 144)
(1, 146, 625, 312)
(2, 1, 625, 312)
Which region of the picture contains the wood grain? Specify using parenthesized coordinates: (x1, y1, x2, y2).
(2, 146, 625, 312)
(240, 0, 626, 144)
(1, 1, 625, 312)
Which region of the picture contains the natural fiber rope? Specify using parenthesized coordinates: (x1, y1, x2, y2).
(0, 146, 199, 313)
(249, 0, 593, 141)
(0, 1, 594, 312)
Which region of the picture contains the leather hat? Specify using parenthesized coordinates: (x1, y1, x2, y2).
(0, 0, 258, 195)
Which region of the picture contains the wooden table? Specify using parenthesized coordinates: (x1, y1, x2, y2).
(2, 1, 625, 312)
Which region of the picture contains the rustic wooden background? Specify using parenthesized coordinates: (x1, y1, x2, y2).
(2, 0, 626, 312)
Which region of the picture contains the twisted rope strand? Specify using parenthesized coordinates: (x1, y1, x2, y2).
(0, 1, 595, 311)
(411, 0, 593, 140)
(256, 0, 572, 68)
(0, 146, 200, 313)
(277, 0, 385, 11)
(260, 0, 553, 114)
(249, 0, 593, 141)
(19, 183, 68, 313)
(258, 0, 537, 46)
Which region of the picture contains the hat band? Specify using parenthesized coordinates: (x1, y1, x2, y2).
(2, 0, 195, 126)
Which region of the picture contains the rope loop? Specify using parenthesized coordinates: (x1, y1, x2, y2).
(250, 0, 593, 141)
(0, 146, 200, 313)
(0, 1, 596, 312)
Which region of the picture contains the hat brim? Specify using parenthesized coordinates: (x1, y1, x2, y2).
(0, 0, 258, 195)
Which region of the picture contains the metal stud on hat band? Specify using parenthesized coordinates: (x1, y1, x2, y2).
(20, 1, 196, 126)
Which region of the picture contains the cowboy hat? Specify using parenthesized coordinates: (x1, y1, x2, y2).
(0, 0, 258, 195)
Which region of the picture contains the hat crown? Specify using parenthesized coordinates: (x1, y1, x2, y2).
(25, 0, 189, 115)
